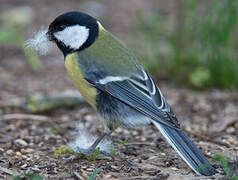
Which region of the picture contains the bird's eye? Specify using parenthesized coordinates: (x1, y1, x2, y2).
(57, 25, 65, 31)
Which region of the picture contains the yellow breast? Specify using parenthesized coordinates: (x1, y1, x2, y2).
(65, 53, 97, 109)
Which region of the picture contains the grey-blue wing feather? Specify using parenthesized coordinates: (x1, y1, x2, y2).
(91, 71, 180, 129)
(108, 81, 180, 128)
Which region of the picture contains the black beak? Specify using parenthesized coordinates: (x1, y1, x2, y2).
(46, 31, 55, 41)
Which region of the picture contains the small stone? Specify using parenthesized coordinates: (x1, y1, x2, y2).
(13, 156, 19, 160)
(115, 128, 123, 133)
(161, 153, 166, 156)
(81, 170, 89, 179)
(110, 165, 118, 169)
(6, 149, 14, 155)
(227, 139, 235, 145)
(104, 174, 112, 178)
(84, 114, 94, 121)
(141, 137, 146, 142)
(16, 151, 22, 156)
(44, 136, 49, 141)
(133, 159, 139, 163)
(171, 167, 179, 171)
(61, 115, 70, 121)
(132, 131, 138, 136)
(148, 149, 155, 153)
(210, 114, 216, 121)
(38, 142, 44, 147)
(30, 167, 41, 172)
(123, 130, 130, 135)
(15, 139, 28, 147)
(141, 155, 149, 160)
(86, 168, 93, 172)
(21, 148, 35, 154)
(164, 160, 173, 167)
(22, 155, 27, 159)
(218, 146, 225, 151)
(0, 148, 4, 153)
(226, 127, 235, 134)
(148, 155, 157, 160)
(29, 143, 34, 146)
(21, 164, 28, 168)
(26, 157, 32, 161)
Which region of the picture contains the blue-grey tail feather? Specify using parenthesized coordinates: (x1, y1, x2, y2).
(153, 121, 217, 176)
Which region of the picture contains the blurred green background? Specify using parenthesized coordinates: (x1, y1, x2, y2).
(1, 0, 238, 89)
(133, 0, 238, 89)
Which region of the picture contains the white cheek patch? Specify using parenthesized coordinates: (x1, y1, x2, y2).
(54, 25, 89, 50)
(25, 29, 53, 55)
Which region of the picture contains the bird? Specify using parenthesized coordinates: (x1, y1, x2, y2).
(45, 11, 216, 176)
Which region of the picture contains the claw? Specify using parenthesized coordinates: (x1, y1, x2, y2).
(64, 146, 115, 163)
(76, 147, 114, 159)
(75, 146, 95, 156)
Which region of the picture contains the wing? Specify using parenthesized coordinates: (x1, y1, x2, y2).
(88, 66, 180, 129)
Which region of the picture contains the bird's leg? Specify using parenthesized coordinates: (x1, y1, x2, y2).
(76, 132, 108, 155)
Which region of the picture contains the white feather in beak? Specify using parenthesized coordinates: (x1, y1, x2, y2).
(25, 29, 54, 55)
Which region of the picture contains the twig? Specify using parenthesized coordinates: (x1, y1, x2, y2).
(185, 129, 230, 148)
(0, 114, 49, 121)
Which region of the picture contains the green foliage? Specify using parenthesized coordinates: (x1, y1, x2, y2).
(189, 68, 211, 88)
(133, 0, 238, 89)
(12, 172, 44, 180)
(214, 154, 231, 177)
(54, 146, 75, 156)
(213, 154, 238, 179)
(116, 139, 127, 150)
(88, 167, 102, 180)
(89, 147, 100, 161)
(109, 147, 118, 156)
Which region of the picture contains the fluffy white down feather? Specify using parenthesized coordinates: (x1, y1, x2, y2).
(25, 29, 53, 55)
(68, 127, 113, 153)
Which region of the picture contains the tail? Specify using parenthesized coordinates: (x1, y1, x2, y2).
(153, 121, 217, 176)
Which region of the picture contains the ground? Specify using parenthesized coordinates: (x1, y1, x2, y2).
(0, 0, 238, 179)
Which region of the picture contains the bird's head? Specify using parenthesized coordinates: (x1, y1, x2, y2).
(47, 11, 99, 56)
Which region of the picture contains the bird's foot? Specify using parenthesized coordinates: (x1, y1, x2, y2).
(76, 146, 95, 156)
(76, 147, 113, 157)
(64, 146, 114, 163)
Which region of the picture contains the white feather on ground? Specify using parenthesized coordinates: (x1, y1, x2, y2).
(25, 29, 53, 55)
(68, 128, 113, 154)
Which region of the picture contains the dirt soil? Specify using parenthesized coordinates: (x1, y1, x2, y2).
(0, 0, 238, 179)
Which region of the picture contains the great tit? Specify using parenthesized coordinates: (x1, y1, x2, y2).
(45, 11, 216, 176)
